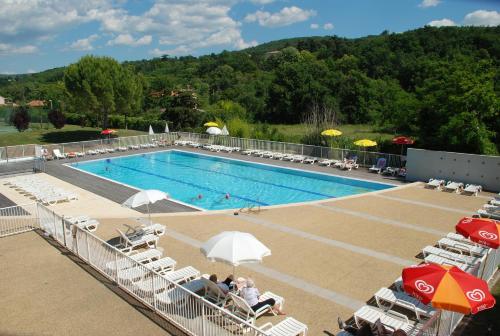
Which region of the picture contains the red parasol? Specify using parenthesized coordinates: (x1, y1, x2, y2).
(101, 129, 116, 135)
(392, 136, 415, 156)
(456, 217, 499, 249)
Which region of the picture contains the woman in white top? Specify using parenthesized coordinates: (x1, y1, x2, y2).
(239, 278, 285, 315)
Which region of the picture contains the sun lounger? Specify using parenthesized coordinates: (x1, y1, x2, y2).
(424, 254, 475, 273)
(118, 146, 127, 151)
(374, 287, 435, 321)
(116, 229, 158, 254)
(318, 159, 339, 167)
(490, 199, 500, 206)
(260, 317, 308, 336)
(426, 179, 444, 190)
(128, 144, 140, 150)
(444, 181, 464, 193)
(65, 216, 99, 232)
(105, 249, 163, 273)
(447, 232, 479, 246)
(369, 158, 387, 174)
(422, 245, 482, 266)
(438, 237, 488, 257)
(477, 209, 500, 220)
(242, 149, 258, 155)
(53, 149, 67, 159)
(381, 167, 398, 176)
(303, 157, 317, 164)
(229, 292, 273, 324)
(159, 266, 200, 285)
(340, 160, 359, 171)
(86, 149, 98, 155)
(354, 306, 415, 333)
(462, 184, 482, 196)
(139, 223, 166, 236)
(272, 153, 286, 160)
(202, 277, 230, 306)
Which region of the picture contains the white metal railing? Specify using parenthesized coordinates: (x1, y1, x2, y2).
(6, 202, 268, 336)
(0, 203, 38, 237)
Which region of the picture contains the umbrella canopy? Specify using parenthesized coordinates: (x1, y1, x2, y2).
(122, 190, 169, 224)
(392, 136, 415, 145)
(148, 125, 154, 135)
(206, 126, 222, 135)
(221, 125, 229, 136)
(101, 129, 116, 135)
(164, 122, 169, 133)
(456, 217, 500, 249)
(201, 231, 271, 266)
(354, 139, 377, 147)
(402, 263, 495, 314)
(321, 129, 342, 137)
(204, 121, 219, 127)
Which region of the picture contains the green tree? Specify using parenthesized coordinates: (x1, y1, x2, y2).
(64, 55, 143, 129)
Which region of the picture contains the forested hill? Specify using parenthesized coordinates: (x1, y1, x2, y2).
(1, 26, 499, 154)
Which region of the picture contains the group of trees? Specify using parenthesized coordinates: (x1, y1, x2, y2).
(0, 26, 499, 154)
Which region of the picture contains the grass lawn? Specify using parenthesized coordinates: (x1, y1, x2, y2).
(271, 124, 395, 143)
(0, 124, 146, 147)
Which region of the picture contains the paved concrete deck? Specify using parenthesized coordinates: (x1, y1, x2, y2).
(0, 231, 180, 336)
(0, 148, 497, 336)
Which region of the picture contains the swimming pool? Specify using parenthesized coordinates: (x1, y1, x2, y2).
(69, 150, 394, 210)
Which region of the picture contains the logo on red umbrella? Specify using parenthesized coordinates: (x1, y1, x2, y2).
(415, 280, 434, 294)
(466, 289, 486, 302)
(478, 230, 498, 241)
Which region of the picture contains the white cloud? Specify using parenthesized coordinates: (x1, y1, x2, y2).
(427, 18, 456, 27)
(419, 0, 441, 8)
(463, 10, 500, 26)
(150, 45, 192, 57)
(107, 34, 152, 47)
(310, 23, 319, 29)
(0, 0, 113, 43)
(26, 69, 36, 73)
(0, 43, 38, 55)
(245, 6, 316, 27)
(323, 23, 334, 30)
(67, 34, 99, 51)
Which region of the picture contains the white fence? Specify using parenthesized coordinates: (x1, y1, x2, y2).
(1, 132, 404, 169)
(0, 202, 268, 336)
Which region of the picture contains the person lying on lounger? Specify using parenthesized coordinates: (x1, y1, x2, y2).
(240, 278, 285, 315)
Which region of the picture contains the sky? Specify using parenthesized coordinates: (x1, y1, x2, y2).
(0, 0, 499, 74)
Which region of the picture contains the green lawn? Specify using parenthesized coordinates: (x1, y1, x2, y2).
(0, 124, 146, 147)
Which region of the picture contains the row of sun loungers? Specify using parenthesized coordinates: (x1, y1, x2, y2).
(64, 215, 100, 232)
(426, 179, 483, 196)
(99, 224, 307, 335)
(340, 226, 491, 335)
(476, 194, 500, 220)
(4, 175, 78, 206)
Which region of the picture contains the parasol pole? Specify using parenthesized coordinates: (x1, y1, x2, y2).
(147, 203, 151, 225)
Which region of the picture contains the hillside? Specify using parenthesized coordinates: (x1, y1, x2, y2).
(0, 26, 499, 155)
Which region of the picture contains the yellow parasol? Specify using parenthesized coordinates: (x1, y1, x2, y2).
(321, 129, 342, 137)
(204, 122, 219, 127)
(354, 139, 377, 147)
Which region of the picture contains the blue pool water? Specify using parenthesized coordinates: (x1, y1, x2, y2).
(69, 150, 394, 210)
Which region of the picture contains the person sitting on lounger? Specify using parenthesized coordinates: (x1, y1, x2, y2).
(209, 274, 234, 294)
(240, 278, 285, 315)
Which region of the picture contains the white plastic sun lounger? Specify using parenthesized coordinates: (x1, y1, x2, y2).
(374, 287, 435, 321)
(483, 204, 499, 212)
(53, 149, 67, 159)
(291, 155, 306, 163)
(128, 144, 140, 150)
(477, 209, 500, 220)
(444, 181, 464, 193)
(354, 306, 415, 333)
(318, 159, 339, 167)
(490, 199, 500, 206)
(447, 232, 479, 246)
(438, 238, 488, 257)
(422, 246, 482, 266)
(116, 229, 158, 254)
(117, 257, 177, 282)
(272, 153, 286, 160)
(86, 149, 98, 155)
(229, 292, 272, 324)
(159, 266, 200, 284)
(426, 179, 444, 190)
(118, 146, 127, 151)
(424, 254, 474, 273)
(260, 317, 308, 336)
(105, 249, 163, 273)
(303, 157, 317, 164)
(462, 184, 482, 196)
(202, 277, 230, 306)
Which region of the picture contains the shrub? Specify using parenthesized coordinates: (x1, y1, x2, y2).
(10, 106, 31, 132)
(48, 109, 66, 129)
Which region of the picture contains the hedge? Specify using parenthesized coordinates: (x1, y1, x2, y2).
(64, 113, 166, 132)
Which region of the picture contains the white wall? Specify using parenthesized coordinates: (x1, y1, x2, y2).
(0, 96, 5, 105)
(406, 148, 500, 192)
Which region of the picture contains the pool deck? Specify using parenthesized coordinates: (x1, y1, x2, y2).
(0, 147, 498, 336)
